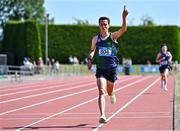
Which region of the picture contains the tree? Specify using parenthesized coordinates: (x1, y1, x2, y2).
(0, 0, 54, 41)
(140, 15, 155, 26)
(73, 18, 89, 25)
(0, 0, 47, 28)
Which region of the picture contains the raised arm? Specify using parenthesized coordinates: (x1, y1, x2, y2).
(112, 5, 128, 41)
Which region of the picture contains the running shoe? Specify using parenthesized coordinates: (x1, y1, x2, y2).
(161, 81, 165, 89)
(164, 84, 168, 91)
(161, 81, 164, 89)
(99, 115, 107, 123)
(110, 94, 116, 104)
(162, 81, 168, 92)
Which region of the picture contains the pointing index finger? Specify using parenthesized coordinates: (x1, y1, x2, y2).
(124, 5, 126, 10)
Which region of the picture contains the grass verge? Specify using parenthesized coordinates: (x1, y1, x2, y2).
(175, 72, 180, 108)
(174, 71, 180, 130)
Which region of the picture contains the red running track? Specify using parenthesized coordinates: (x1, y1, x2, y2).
(0, 75, 174, 131)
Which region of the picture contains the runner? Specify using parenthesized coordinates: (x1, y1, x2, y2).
(87, 5, 128, 123)
(156, 44, 172, 91)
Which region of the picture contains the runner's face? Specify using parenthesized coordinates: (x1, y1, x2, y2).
(99, 20, 109, 33)
(161, 45, 167, 52)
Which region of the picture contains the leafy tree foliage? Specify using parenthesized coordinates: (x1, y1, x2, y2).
(0, 0, 45, 27)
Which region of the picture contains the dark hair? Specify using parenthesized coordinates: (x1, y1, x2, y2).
(160, 43, 167, 49)
(160, 43, 168, 52)
(98, 17, 110, 24)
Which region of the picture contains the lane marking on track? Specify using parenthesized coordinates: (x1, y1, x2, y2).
(0, 76, 93, 90)
(0, 76, 139, 94)
(15, 76, 152, 131)
(0, 79, 95, 97)
(0, 79, 71, 90)
(0, 87, 96, 116)
(2, 111, 171, 116)
(0, 78, 95, 92)
(0, 77, 136, 103)
(0, 83, 96, 104)
(93, 77, 160, 131)
(0, 77, 138, 116)
(1, 115, 171, 120)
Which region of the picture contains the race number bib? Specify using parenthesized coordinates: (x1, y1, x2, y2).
(98, 47, 112, 56)
(161, 61, 168, 65)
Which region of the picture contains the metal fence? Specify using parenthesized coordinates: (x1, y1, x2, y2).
(0, 64, 90, 82)
(0, 64, 180, 82)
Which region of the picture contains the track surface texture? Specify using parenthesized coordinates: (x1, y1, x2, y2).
(0, 75, 175, 131)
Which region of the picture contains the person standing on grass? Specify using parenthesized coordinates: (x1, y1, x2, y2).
(156, 44, 172, 91)
(87, 5, 128, 123)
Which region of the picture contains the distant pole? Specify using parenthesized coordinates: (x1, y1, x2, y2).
(45, 13, 49, 65)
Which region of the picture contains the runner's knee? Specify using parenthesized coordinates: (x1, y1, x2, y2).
(99, 88, 106, 95)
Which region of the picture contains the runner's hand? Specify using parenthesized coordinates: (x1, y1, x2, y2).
(87, 57, 92, 70)
(168, 60, 172, 64)
(123, 5, 128, 19)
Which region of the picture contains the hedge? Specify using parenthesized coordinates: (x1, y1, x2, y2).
(2, 21, 42, 65)
(2, 21, 180, 65)
(40, 25, 180, 64)
(39, 24, 99, 63)
(115, 26, 180, 64)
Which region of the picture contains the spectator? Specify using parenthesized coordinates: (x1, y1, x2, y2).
(55, 60, 60, 73)
(47, 58, 52, 73)
(23, 57, 33, 70)
(147, 60, 152, 72)
(50, 58, 55, 75)
(123, 58, 132, 75)
(73, 56, 79, 64)
(37, 57, 44, 74)
(69, 55, 74, 64)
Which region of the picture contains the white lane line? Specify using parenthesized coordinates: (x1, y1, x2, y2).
(15, 97, 98, 131)
(0, 76, 136, 93)
(0, 76, 92, 89)
(2, 111, 171, 116)
(15, 76, 151, 131)
(0, 77, 135, 103)
(0, 81, 64, 93)
(0, 77, 137, 115)
(0, 79, 70, 90)
(1, 116, 171, 120)
(93, 77, 160, 131)
(0, 80, 95, 97)
(0, 83, 95, 104)
(0, 87, 96, 116)
(0, 76, 95, 91)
